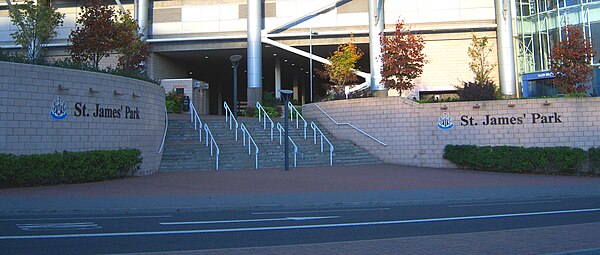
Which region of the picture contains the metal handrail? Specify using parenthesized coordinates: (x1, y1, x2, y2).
(311, 122, 334, 166)
(240, 123, 259, 169)
(158, 103, 168, 154)
(313, 103, 387, 146)
(255, 101, 274, 140)
(203, 123, 220, 171)
(223, 101, 239, 141)
(287, 101, 307, 139)
(276, 123, 298, 167)
(190, 101, 202, 142)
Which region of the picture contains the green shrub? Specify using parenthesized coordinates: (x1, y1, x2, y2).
(263, 92, 278, 107)
(263, 106, 280, 118)
(456, 81, 498, 101)
(0, 149, 142, 188)
(444, 145, 587, 175)
(165, 91, 182, 113)
(589, 147, 600, 173)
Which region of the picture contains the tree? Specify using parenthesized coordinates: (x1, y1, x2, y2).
(468, 35, 496, 85)
(550, 25, 595, 95)
(115, 12, 149, 71)
(380, 20, 426, 92)
(322, 35, 364, 92)
(8, 0, 64, 63)
(69, 0, 120, 68)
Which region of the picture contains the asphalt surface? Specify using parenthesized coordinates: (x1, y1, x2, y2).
(2, 163, 600, 254)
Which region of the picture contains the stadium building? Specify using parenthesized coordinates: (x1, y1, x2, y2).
(1, 0, 599, 114)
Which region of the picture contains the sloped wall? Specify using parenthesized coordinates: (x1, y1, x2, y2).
(303, 97, 600, 168)
(0, 61, 166, 175)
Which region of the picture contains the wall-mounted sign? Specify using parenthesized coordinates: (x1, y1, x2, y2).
(438, 112, 454, 130)
(460, 113, 562, 126)
(74, 103, 140, 119)
(50, 96, 68, 120)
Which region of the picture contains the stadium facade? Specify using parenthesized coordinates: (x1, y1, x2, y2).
(1, 0, 599, 114)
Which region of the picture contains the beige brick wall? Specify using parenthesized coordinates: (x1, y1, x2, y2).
(303, 97, 600, 168)
(0, 61, 166, 175)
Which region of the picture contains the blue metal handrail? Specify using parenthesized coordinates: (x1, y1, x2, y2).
(240, 123, 259, 169)
(276, 123, 298, 167)
(203, 123, 220, 171)
(255, 101, 274, 140)
(190, 101, 202, 141)
(311, 122, 333, 166)
(288, 101, 307, 139)
(223, 101, 239, 141)
(158, 104, 168, 154)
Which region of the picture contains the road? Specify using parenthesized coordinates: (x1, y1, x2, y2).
(2, 196, 600, 254)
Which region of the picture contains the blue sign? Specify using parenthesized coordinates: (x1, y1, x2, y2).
(50, 96, 68, 120)
(438, 112, 454, 130)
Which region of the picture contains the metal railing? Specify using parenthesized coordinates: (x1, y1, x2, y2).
(190, 101, 219, 171)
(158, 104, 168, 154)
(287, 101, 307, 139)
(313, 103, 387, 146)
(223, 101, 239, 141)
(311, 122, 333, 166)
(255, 101, 274, 140)
(203, 123, 220, 171)
(240, 123, 259, 169)
(190, 101, 203, 141)
(276, 123, 298, 167)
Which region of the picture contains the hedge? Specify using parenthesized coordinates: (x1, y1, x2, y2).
(444, 145, 589, 175)
(0, 149, 142, 188)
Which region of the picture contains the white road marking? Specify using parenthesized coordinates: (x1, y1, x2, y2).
(17, 222, 101, 231)
(251, 208, 390, 215)
(448, 200, 562, 208)
(160, 216, 340, 225)
(1, 207, 599, 240)
(0, 215, 172, 221)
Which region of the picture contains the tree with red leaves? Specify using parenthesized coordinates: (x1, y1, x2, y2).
(550, 25, 595, 95)
(115, 12, 149, 71)
(380, 20, 426, 92)
(69, 0, 120, 68)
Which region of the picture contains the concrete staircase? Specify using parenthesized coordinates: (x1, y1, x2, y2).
(159, 113, 381, 172)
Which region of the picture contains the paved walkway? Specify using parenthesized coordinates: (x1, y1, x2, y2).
(2, 164, 600, 213)
(3, 163, 600, 254)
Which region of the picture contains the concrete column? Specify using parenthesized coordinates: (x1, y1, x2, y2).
(137, 0, 149, 37)
(368, 0, 386, 97)
(275, 56, 282, 99)
(247, 0, 263, 106)
(293, 73, 299, 101)
(495, 0, 517, 97)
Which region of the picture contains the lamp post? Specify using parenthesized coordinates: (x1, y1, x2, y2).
(229, 55, 242, 118)
(279, 89, 293, 171)
(309, 28, 318, 103)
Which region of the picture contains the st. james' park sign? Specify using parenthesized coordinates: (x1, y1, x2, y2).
(438, 112, 563, 130)
(50, 96, 140, 121)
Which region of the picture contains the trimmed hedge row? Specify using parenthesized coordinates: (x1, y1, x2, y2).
(0, 149, 142, 188)
(444, 145, 596, 175)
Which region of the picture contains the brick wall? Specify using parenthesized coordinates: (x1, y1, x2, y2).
(0, 61, 166, 175)
(303, 97, 600, 168)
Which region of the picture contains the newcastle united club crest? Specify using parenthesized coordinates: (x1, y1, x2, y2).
(50, 96, 68, 120)
(438, 112, 453, 130)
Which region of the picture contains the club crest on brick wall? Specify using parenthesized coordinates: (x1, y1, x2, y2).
(50, 96, 68, 120)
(438, 112, 453, 130)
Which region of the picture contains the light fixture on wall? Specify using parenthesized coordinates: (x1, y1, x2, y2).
(132, 92, 141, 98)
(473, 103, 481, 109)
(543, 100, 551, 106)
(508, 102, 515, 107)
(440, 105, 448, 110)
(113, 90, 123, 96)
(89, 87, 99, 94)
(58, 84, 69, 91)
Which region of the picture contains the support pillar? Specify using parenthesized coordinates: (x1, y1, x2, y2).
(247, 0, 263, 106)
(368, 0, 386, 97)
(275, 56, 282, 99)
(495, 0, 517, 97)
(137, 0, 149, 37)
(293, 74, 299, 101)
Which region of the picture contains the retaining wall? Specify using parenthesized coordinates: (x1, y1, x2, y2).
(0, 61, 166, 175)
(303, 97, 600, 168)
